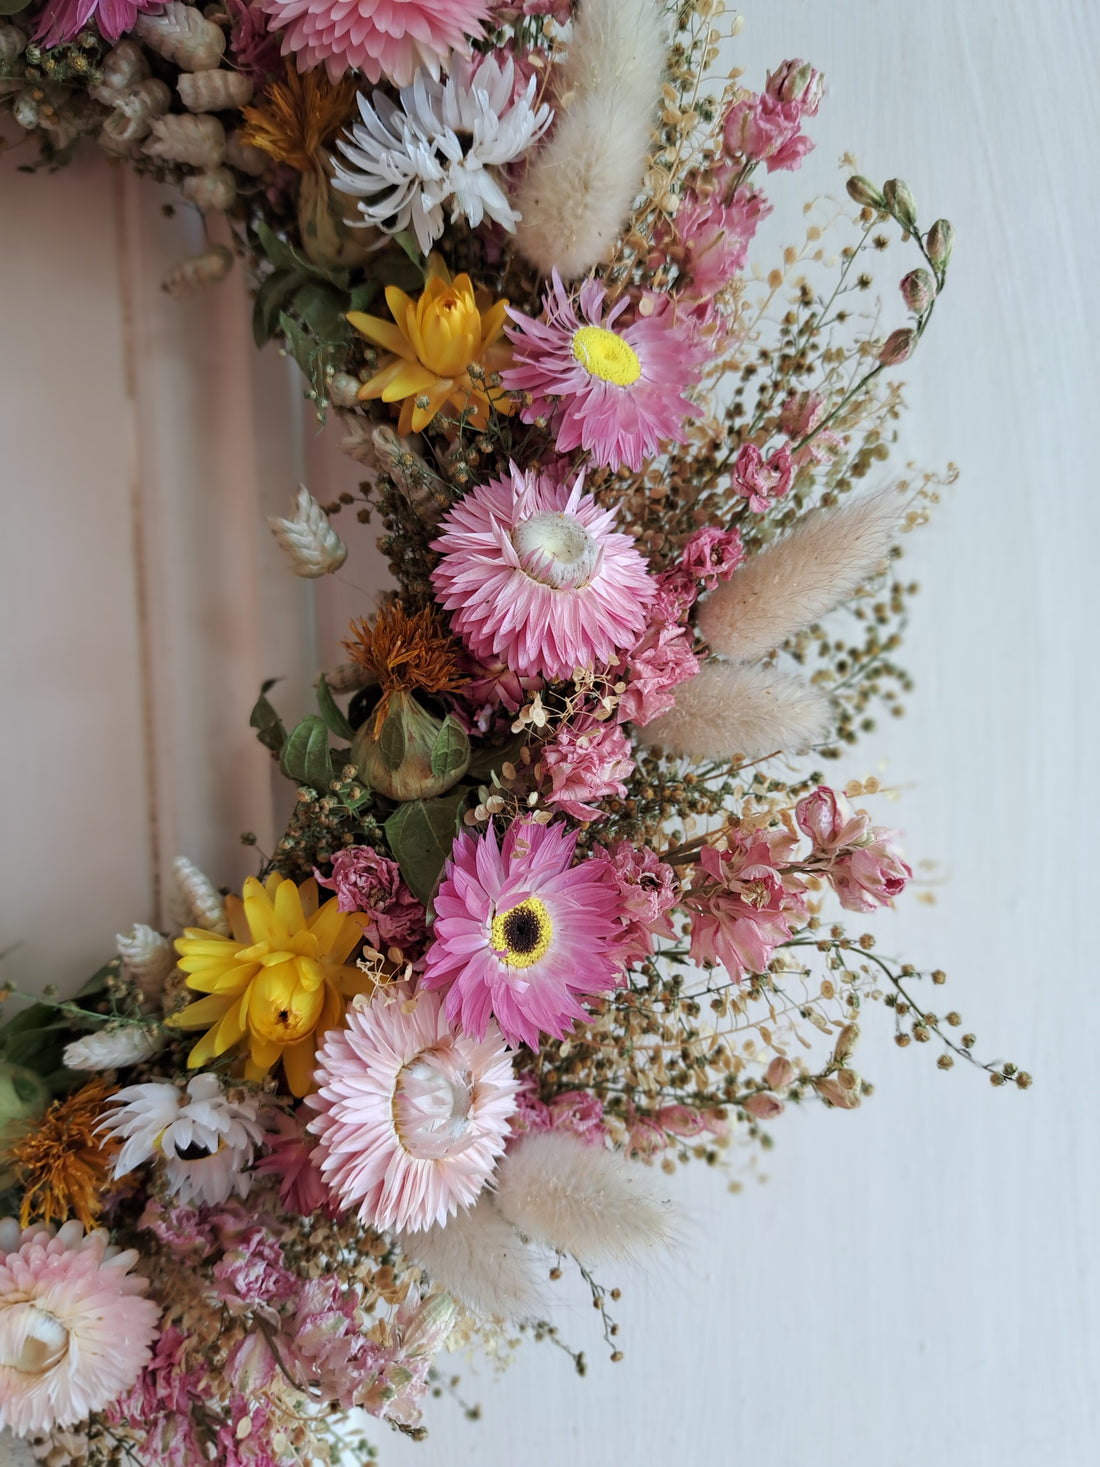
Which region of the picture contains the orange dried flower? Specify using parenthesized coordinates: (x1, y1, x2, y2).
(241, 63, 358, 173)
(11, 1079, 118, 1229)
(344, 603, 467, 736)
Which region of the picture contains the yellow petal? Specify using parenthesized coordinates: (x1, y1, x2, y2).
(381, 362, 441, 402)
(166, 993, 234, 1032)
(282, 1036, 318, 1098)
(347, 311, 412, 358)
(273, 877, 306, 937)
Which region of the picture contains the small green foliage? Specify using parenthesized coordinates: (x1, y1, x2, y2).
(384, 789, 469, 904)
(316, 674, 355, 742)
(280, 715, 336, 791)
(250, 679, 288, 757)
(430, 715, 470, 782)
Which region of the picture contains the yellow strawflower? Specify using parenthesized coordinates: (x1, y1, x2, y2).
(348, 258, 514, 434)
(170, 874, 374, 1097)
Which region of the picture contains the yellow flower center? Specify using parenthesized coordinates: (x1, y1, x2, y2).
(490, 897, 554, 968)
(249, 962, 326, 1044)
(571, 325, 641, 386)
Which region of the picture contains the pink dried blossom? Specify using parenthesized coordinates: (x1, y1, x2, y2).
(135, 1200, 215, 1259)
(225, 1330, 280, 1395)
(315, 846, 426, 953)
(656, 179, 772, 302)
(259, 0, 492, 86)
(289, 1276, 382, 1408)
(687, 831, 808, 981)
(731, 441, 794, 512)
(255, 1109, 335, 1217)
(765, 58, 825, 114)
(503, 272, 703, 472)
(796, 786, 912, 912)
(226, 0, 284, 85)
(616, 620, 700, 726)
(592, 840, 679, 967)
(422, 816, 625, 1050)
(540, 717, 634, 822)
(33, 0, 160, 46)
(212, 1228, 298, 1323)
(511, 1082, 609, 1145)
(779, 390, 844, 466)
(723, 63, 822, 173)
(680, 525, 746, 588)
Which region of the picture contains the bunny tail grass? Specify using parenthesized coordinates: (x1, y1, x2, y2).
(397, 1197, 544, 1322)
(636, 661, 833, 762)
(697, 487, 908, 663)
(513, 0, 666, 278)
(494, 1132, 675, 1264)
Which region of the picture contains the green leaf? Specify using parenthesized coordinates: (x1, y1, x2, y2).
(384, 791, 468, 905)
(250, 683, 288, 757)
(252, 269, 309, 349)
(316, 674, 355, 742)
(73, 957, 121, 1000)
(392, 230, 427, 278)
(254, 221, 348, 288)
(347, 280, 379, 314)
(466, 730, 528, 783)
(280, 715, 334, 790)
(293, 280, 354, 347)
(0, 0, 32, 13)
(430, 715, 470, 782)
(378, 710, 406, 771)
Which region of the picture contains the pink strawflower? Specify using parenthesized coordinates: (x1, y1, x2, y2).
(680, 524, 746, 587)
(255, 1109, 335, 1216)
(540, 716, 634, 822)
(0, 1218, 160, 1437)
(616, 618, 700, 726)
(430, 462, 655, 681)
(421, 816, 624, 1050)
(686, 831, 808, 981)
(315, 847, 426, 953)
(259, 0, 491, 84)
(796, 786, 912, 912)
(503, 272, 702, 472)
(33, 0, 160, 46)
(731, 441, 794, 512)
(592, 840, 680, 966)
(308, 988, 519, 1232)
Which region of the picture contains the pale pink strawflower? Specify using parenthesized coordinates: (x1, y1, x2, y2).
(731, 441, 794, 512)
(540, 716, 634, 822)
(430, 462, 655, 681)
(315, 846, 426, 952)
(796, 786, 912, 912)
(308, 988, 519, 1233)
(0, 1218, 160, 1437)
(259, 0, 492, 86)
(503, 272, 702, 472)
(686, 831, 808, 981)
(33, 0, 159, 46)
(421, 816, 624, 1050)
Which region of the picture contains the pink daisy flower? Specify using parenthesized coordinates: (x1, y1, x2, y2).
(33, 0, 160, 47)
(420, 816, 624, 1050)
(430, 461, 655, 681)
(0, 1218, 160, 1437)
(258, 0, 491, 86)
(307, 988, 519, 1233)
(503, 273, 703, 472)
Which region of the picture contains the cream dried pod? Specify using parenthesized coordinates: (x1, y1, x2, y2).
(144, 113, 225, 168)
(134, 2, 226, 71)
(177, 69, 253, 113)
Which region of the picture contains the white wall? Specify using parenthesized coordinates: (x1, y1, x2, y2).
(1, 1, 1097, 1463)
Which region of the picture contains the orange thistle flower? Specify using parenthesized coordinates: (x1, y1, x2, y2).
(344, 603, 467, 737)
(10, 1079, 118, 1229)
(241, 62, 358, 173)
(349, 258, 514, 435)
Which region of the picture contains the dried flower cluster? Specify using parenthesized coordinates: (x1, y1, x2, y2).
(1, 0, 1022, 1461)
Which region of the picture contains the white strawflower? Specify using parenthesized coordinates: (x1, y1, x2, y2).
(62, 1026, 163, 1072)
(268, 486, 348, 579)
(99, 1073, 264, 1206)
(333, 54, 552, 255)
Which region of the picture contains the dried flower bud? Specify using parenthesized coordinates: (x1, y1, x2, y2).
(925, 218, 955, 272)
(0, 25, 27, 68)
(814, 1068, 862, 1109)
(879, 327, 916, 366)
(900, 268, 935, 314)
(765, 59, 824, 112)
(846, 175, 885, 209)
(765, 1056, 795, 1090)
(329, 373, 362, 409)
(743, 1092, 785, 1121)
(832, 1022, 860, 1064)
(882, 177, 918, 232)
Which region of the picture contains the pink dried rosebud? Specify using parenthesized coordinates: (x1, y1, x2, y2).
(846, 174, 885, 209)
(765, 1056, 795, 1090)
(900, 268, 935, 313)
(654, 1104, 707, 1138)
(882, 177, 918, 232)
(879, 328, 916, 366)
(765, 58, 824, 114)
(225, 1330, 278, 1393)
(743, 1092, 785, 1120)
(730, 441, 793, 513)
(925, 218, 955, 271)
(815, 1068, 862, 1109)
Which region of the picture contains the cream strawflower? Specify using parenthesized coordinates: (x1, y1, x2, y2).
(99, 1073, 265, 1206)
(307, 988, 519, 1233)
(0, 1218, 159, 1438)
(333, 55, 552, 255)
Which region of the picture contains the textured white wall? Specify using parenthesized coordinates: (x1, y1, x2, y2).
(1, 1, 1097, 1464)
